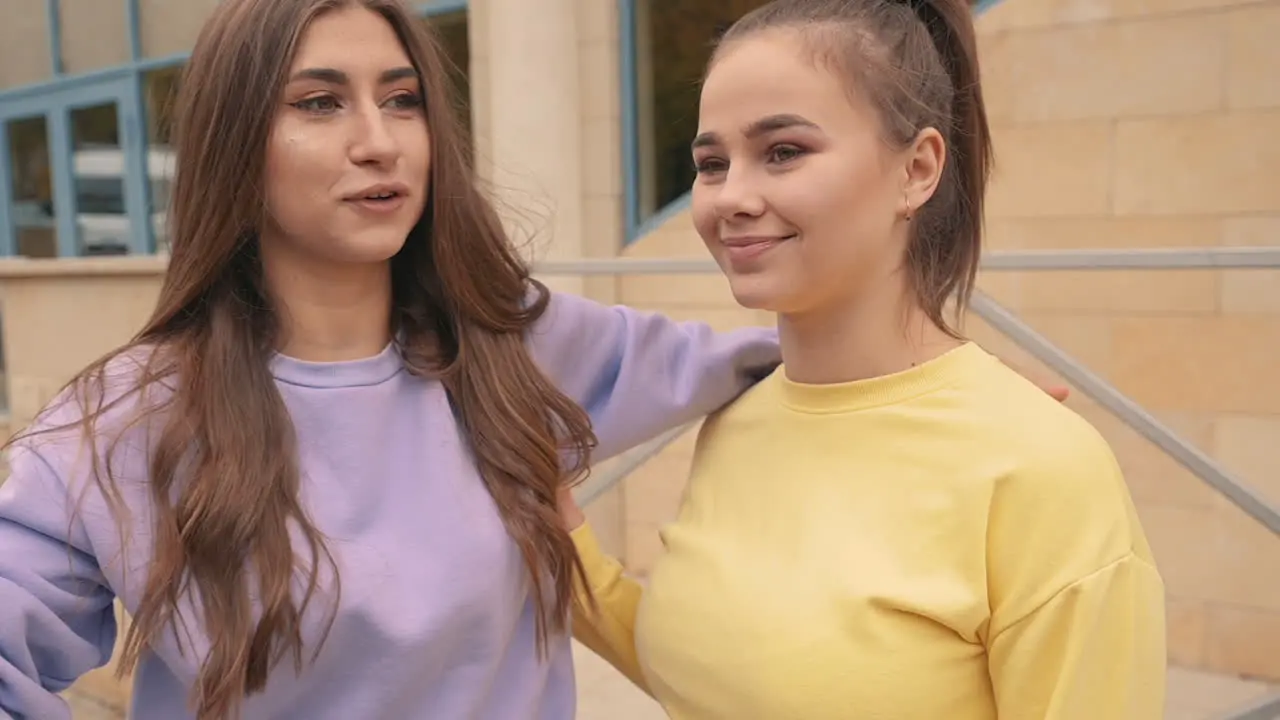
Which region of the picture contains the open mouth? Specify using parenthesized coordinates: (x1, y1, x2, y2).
(346, 187, 408, 212)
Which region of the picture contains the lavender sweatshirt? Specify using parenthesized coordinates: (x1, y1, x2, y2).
(0, 292, 778, 720)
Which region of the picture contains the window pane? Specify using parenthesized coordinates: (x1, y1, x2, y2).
(5, 116, 59, 258)
(71, 101, 132, 256)
(144, 64, 182, 253)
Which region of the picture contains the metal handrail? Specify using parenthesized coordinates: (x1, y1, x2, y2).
(1217, 691, 1280, 720)
(574, 423, 693, 507)
(969, 290, 1280, 537)
(553, 246, 1280, 719)
(535, 246, 1280, 276)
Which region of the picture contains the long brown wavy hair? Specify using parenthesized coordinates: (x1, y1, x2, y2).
(6, 1, 596, 717)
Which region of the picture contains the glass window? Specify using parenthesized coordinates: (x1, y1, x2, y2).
(144, 63, 183, 253)
(5, 115, 59, 258)
(145, 64, 183, 148)
(71, 101, 133, 256)
(425, 9, 472, 139)
(623, 0, 773, 239)
(74, 175, 127, 215)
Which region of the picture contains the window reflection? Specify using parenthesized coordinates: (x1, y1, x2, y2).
(145, 64, 182, 253)
(6, 116, 58, 258)
(71, 101, 132, 255)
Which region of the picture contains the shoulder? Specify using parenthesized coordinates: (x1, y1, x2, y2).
(968, 359, 1129, 518)
(2, 345, 173, 556)
(14, 343, 176, 481)
(963, 359, 1156, 609)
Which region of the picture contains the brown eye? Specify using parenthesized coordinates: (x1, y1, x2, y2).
(386, 93, 424, 110)
(293, 95, 340, 113)
(767, 145, 804, 164)
(694, 157, 727, 175)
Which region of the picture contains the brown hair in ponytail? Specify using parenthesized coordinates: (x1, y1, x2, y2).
(715, 0, 990, 335)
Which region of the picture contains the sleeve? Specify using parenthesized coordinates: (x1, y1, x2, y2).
(569, 523, 651, 694)
(986, 554, 1167, 719)
(0, 443, 119, 719)
(984, 421, 1167, 720)
(527, 291, 779, 462)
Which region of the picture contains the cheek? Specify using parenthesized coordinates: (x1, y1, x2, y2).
(264, 125, 339, 228)
(397, 123, 432, 185)
(795, 162, 896, 246)
(690, 186, 719, 250)
(266, 130, 324, 197)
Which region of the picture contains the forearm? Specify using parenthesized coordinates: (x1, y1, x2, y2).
(569, 523, 651, 693)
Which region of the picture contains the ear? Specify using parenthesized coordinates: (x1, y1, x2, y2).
(900, 127, 945, 215)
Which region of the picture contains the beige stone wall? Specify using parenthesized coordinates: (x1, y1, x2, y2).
(614, 0, 1280, 683)
(0, 259, 163, 426)
(138, 0, 221, 59)
(58, 0, 130, 75)
(976, 0, 1280, 681)
(0, 3, 53, 90)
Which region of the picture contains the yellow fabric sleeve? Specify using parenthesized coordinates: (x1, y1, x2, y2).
(987, 553, 1167, 718)
(569, 523, 651, 694)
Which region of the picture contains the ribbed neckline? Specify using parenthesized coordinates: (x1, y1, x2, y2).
(269, 341, 405, 388)
(777, 342, 988, 414)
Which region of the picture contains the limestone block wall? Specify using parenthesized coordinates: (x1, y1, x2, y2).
(976, 0, 1280, 681)
(615, 0, 1280, 682)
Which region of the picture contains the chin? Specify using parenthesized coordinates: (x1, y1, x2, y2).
(725, 275, 790, 313)
(333, 227, 413, 263)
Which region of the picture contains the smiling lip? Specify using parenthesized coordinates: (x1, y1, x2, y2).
(720, 235, 791, 267)
(344, 183, 410, 214)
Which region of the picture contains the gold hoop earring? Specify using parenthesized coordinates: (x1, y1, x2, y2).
(904, 199, 913, 222)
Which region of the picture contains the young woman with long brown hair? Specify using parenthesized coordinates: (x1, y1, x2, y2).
(0, 2, 782, 718)
(563, 1, 1166, 718)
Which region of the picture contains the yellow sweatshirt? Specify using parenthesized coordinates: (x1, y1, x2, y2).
(571, 342, 1166, 720)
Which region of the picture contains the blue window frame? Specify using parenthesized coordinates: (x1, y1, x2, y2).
(0, 0, 469, 258)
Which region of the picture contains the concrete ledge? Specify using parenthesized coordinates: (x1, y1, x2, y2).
(0, 256, 168, 280)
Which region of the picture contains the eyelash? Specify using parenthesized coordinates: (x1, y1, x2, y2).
(694, 144, 807, 174)
(291, 92, 424, 114)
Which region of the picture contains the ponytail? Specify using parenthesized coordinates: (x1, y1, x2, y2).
(909, 0, 991, 326)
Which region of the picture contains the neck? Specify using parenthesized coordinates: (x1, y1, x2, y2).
(260, 242, 394, 362)
(778, 279, 962, 385)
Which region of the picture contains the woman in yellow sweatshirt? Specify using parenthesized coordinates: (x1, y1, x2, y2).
(560, 0, 1167, 718)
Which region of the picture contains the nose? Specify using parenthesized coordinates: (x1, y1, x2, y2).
(349, 102, 400, 167)
(712, 165, 766, 220)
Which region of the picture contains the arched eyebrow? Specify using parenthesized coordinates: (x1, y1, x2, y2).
(691, 113, 820, 150)
(288, 66, 419, 85)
